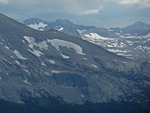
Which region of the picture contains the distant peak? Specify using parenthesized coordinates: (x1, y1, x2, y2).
(23, 18, 46, 25)
(24, 18, 42, 21)
(132, 21, 147, 26)
(124, 21, 149, 29)
(55, 19, 73, 24)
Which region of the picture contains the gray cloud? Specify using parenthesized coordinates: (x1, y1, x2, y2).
(4, 0, 109, 15)
(0, 0, 8, 4)
(139, 0, 150, 8)
(118, 0, 150, 8)
(119, 0, 140, 5)
(0, 0, 150, 27)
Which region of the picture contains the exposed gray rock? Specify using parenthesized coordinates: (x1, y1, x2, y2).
(0, 14, 150, 105)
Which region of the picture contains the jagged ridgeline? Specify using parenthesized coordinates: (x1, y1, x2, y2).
(0, 13, 150, 113)
(24, 18, 150, 62)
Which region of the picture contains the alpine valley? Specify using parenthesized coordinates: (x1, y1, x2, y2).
(0, 13, 150, 113)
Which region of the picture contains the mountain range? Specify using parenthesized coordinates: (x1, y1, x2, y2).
(23, 18, 150, 62)
(0, 14, 150, 113)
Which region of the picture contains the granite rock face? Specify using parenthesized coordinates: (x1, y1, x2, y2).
(0, 14, 150, 104)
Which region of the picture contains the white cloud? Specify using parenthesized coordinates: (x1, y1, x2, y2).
(139, 0, 150, 8)
(0, 0, 8, 4)
(81, 7, 103, 15)
(1, 0, 150, 27)
(118, 0, 150, 8)
(37, 0, 105, 15)
(119, 0, 140, 5)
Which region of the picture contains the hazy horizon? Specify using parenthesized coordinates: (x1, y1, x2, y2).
(0, 0, 150, 28)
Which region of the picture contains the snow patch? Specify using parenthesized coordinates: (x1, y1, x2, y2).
(48, 39, 85, 55)
(28, 49, 43, 57)
(15, 60, 21, 65)
(38, 41, 48, 50)
(108, 49, 128, 53)
(126, 41, 134, 46)
(13, 50, 27, 60)
(115, 32, 121, 35)
(23, 69, 30, 73)
(28, 22, 47, 31)
(57, 27, 64, 31)
(5, 46, 9, 49)
(84, 33, 114, 40)
(91, 64, 98, 68)
(16, 60, 26, 68)
(24, 36, 48, 50)
(0, 42, 3, 45)
(47, 60, 56, 64)
(51, 70, 64, 74)
(61, 53, 70, 59)
(10, 56, 14, 59)
(119, 42, 126, 48)
(23, 79, 31, 85)
(24, 36, 48, 57)
(83, 57, 88, 60)
(81, 94, 84, 98)
(117, 53, 132, 57)
(41, 62, 46, 66)
(22, 40, 25, 43)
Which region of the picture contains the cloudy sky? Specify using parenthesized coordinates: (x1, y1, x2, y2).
(0, 0, 150, 27)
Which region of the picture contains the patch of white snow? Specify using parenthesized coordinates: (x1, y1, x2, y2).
(91, 64, 98, 68)
(47, 60, 56, 64)
(15, 60, 21, 65)
(23, 79, 31, 85)
(84, 33, 114, 40)
(13, 50, 27, 60)
(48, 39, 85, 55)
(28, 22, 47, 31)
(51, 70, 64, 74)
(28, 49, 43, 57)
(83, 57, 88, 60)
(57, 27, 64, 31)
(61, 53, 70, 59)
(24, 36, 48, 50)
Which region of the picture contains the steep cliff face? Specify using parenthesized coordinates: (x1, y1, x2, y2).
(0, 14, 150, 105)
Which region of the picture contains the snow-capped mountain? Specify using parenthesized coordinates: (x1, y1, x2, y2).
(24, 18, 150, 62)
(24, 18, 119, 38)
(23, 18, 49, 31)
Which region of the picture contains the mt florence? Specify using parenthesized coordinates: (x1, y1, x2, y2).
(0, 0, 150, 112)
